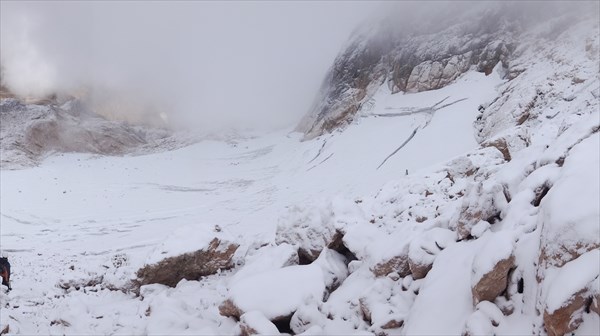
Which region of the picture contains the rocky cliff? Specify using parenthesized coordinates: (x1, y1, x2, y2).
(297, 2, 590, 139)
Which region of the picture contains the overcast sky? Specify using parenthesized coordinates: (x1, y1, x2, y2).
(0, 1, 383, 130)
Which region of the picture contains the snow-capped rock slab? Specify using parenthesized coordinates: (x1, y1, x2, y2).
(471, 231, 515, 304)
(220, 264, 326, 321)
(239, 311, 280, 336)
(220, 249, 347, 321)
(136, 226, 239, 287)
(543, 249, 600, 336)
(408, 228, 456, 279)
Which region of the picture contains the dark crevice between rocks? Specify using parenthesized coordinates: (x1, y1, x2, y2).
(486, 212, 502, 225)
(298, 251, 313, 266)
(328, 230, 358, 265)
(532, 184, 550, 207)
(272, 315, 293, 334)
(584, 297, 593, 314)
(458, 234, 475, 242)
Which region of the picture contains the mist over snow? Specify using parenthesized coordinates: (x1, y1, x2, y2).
(0, 1, 381, 131)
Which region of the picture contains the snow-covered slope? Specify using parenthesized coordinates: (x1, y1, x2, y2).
(0, 67, 506, 334)
(1, 4, 599, 336)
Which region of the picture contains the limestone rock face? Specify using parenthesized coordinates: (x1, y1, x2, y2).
(136, 238, 239, 288)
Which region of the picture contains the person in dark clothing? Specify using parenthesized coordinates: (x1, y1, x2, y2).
(0, 257, 10, 291)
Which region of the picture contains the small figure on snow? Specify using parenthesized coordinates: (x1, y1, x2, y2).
(0, 254, 11, 291)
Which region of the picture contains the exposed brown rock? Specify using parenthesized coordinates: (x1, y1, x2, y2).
(372, 254, 411, 277)
(239, 323, 257, 336)
(455, 182, 502, 240)
(472, 255, 515, 304)
(136, 238, 239, 288)
(543, 289, 588, 336)
(408, 259, 433, 280)
(0, 325, 8, 335)
(381, 319, 404, 329)
(591, 293, 600, 316)
(483, 138, 511, 161)
(359, 297, 372, 323)
(538, 242, 600, 275)
(219, 299, 243, 320)
(276, 219, 344, 264)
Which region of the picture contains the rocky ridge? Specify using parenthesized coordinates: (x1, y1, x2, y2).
(297, 3, 591, 139)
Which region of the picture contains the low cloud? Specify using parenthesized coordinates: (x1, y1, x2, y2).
(1, 1, 381, 130)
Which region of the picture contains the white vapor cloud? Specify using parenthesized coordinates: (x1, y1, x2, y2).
(1, 1, 382, 130)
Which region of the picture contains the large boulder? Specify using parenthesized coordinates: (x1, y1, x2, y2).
(537, 136, 600, 335)
(275, 204, 345, 264)
(239, 311, 280, 336)
(136, 226, 239, 287)
(219, 249, 347, 322)
(542, 250, 599, 336)
(408, 228, 456, 280)
(454, 181, 506, 240)
(471, 232, 515, 304)
(372, 253, 410, 278)
(230, 244, 299, 285)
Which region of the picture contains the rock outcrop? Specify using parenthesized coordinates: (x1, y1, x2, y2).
(371, 246, 410, 277)
(296, 3, 536, 139)
(0, 98, 181, 169)
(543, 289, 590, 336)
(472, 255, 514, 304)
(471, 232, 515, 304)
(408, 228, 456, 280)
(136, 237, 239, 288)
(275, 205, 347, 264)
(219, 249, 347, 331)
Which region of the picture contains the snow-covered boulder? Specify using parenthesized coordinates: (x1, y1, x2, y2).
(136, 226, 239, 287)
(239, 311, 280, 336)
(471, 232, 515, 304)
(454, 180, 506, 240)
(538, 134, 600, 270)
(371, 250, 410, 278)
(275, 205, 342, 263)
(220, 249, 347, 324)
(408, 228, 456, 280)
(230, 243, 299, 286)
(358, 277, 412, 331)
(463, 301, 505, 335)
(542, 250, 600, 336)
